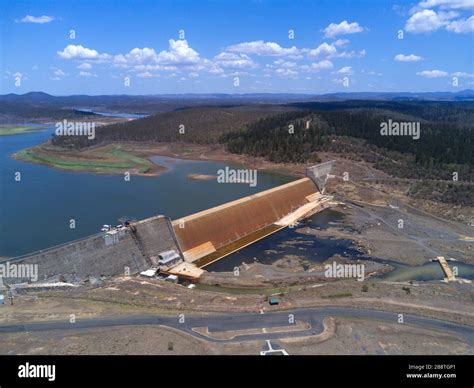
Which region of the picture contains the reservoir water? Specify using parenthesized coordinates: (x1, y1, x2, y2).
(0, 118, 291, 257)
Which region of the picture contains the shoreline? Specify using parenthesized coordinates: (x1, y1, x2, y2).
(12, 140, 306, 178)
(0, 125, 42, 136)
(12, 142, 168, 177)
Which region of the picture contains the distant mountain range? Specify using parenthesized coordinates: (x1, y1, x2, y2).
(1, 90, 473, 122)
(2, 89, 474, 105)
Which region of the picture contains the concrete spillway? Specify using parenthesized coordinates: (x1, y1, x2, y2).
(171, 177, 329, 268)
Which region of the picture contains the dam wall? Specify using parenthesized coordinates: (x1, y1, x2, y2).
(1, 229, 148, 284)
(171, 177, 319, 262)
(1, 215, 181, 284)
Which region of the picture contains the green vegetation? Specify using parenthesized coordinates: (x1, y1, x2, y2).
(322, 293, 353, 299)
(223, 109, 473, 179)
(0, 125, 37, 136)
(15, 144, 157, 175)
(409, 180, 474, 206)
(50, 105, 295, 148)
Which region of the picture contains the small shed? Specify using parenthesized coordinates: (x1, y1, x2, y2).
(140, 269, 157, 278)
(269, 297, 280, 306)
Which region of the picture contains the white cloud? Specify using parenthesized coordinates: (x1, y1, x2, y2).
(334, 39, 350, 47)
(451, 71, 474, 77)
(394, 54, 424, 62)
(155, 39, 201, 65)
(405, 9, 458, 32)
(446, 15, 474, 32)
(59, 40, 203, 71)
(58, 45, 107, 60)
(113, 40, 201, 66)
(417, 0, 474, 10)
(137, 71, 154, 78)
(49, 68, 67, 80)
(16, 15, 54, 24)
(273, 59, 297, 68)
(226, 40, 300, 57)
(53, 69, 67, 77)
(131, 64, 177, 72)
(214, 52, 257, 69)
(333, 78, 349, 85)
(303, 60, 334, 72)
(336, 51, 353, 59)
(77, 63, 92, 70)
(56, 36, 363, 80)
(275, 68, 298, 77)
(122, 47, 158, 63)
(323, 21, 365, 38)
(416, 69, 448, 77)
(336, 49, 366, 59)
(337, 66, 353, 75)
(304, 42, 365, 61)
(78, 71, 97, 77)
(208, 65, 225, 75)
(307, 42, 337, 59)
(405, 1, 473, 34)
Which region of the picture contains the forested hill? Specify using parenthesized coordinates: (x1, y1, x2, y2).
(290, 100, 474, 125)
(221, 104, 473, 206)
(51, 105, 296, 148)
(222, 104, 474, 183)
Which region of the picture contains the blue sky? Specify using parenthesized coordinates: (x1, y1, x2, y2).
(1, 0, 473, 95)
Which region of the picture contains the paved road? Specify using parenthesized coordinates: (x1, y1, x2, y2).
(0, 307, 473, 345)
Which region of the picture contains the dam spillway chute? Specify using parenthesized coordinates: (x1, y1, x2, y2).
(171, 163, 335, 269)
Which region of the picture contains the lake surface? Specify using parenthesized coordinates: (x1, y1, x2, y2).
(75, 109, 147, 119)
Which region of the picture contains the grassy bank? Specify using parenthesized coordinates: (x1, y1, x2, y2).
(0, 125, 38, 136)
(14, 143, 162, 175)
